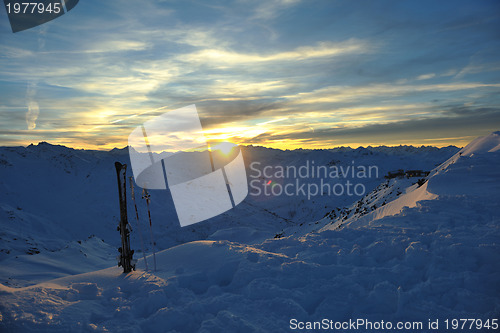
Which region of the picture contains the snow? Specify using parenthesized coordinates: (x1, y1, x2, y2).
(1, 134, 499, 332)
(351, 180, 438, 229)
(0, 236, 116, 288)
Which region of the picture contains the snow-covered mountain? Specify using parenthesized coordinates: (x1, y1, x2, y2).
(243, 144, 458, 224)
(0, 142, 458, 264)
(2, 134, 499, 332)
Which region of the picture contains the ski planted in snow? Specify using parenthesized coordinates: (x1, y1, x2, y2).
(115, 162, 135, 273)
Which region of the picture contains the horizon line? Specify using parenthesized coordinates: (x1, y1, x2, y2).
(0, 140, 464, 153)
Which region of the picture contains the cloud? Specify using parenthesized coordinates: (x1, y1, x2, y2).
(417, 73, 436, 80)
(26, 101, 39, 130)
(250, 0, 302, 21)
(0, 46, 35, 58)
(70, 39, 151, 54)
(286, 82, 500, 105)
(245, 106, 500, 148)
(197, 99, 288, 128)
(25, 82, 39, 130)
(182, 39, 371, 65)
(455, 61, 500, 79)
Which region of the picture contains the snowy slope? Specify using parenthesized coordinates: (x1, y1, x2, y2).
(288, 132, 500, 235)
(281, 176, 433, 237)
(244, 144, 458, 224)
(336, 131, 500, 230)
(1, 134, 498, 332)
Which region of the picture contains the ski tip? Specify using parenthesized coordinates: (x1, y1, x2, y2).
(115, 161, 127, 171)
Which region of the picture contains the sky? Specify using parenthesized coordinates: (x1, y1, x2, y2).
(0, 0, 499, 150)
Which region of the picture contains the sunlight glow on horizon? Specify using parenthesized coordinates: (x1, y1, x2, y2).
(4, 131, 471, 152)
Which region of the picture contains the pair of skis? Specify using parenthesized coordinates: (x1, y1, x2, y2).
(129, 177, 157, 272)
(115, 163, 135, 273)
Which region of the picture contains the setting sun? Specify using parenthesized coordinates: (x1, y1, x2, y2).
(209, 142, 236, 156)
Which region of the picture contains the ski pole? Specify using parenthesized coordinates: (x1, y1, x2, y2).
(143, 188, 157, 271)
(129, 177, 148, 271)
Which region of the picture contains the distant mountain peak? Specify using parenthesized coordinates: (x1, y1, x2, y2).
(26, 142, 74, 153)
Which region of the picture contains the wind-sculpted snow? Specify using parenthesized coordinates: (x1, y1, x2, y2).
(2, 136, 499, 332)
